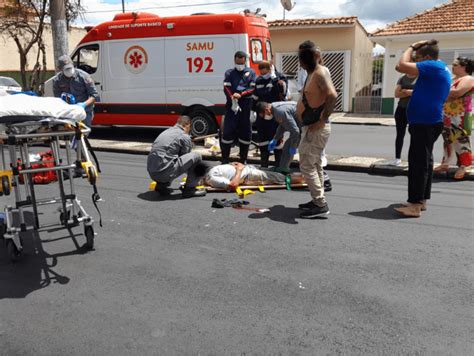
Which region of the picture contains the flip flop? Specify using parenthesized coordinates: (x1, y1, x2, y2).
(454, 167, 466, 180)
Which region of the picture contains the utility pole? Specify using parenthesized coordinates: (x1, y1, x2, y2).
(50, 0, 69, 69)
(122, 0, 125, 13)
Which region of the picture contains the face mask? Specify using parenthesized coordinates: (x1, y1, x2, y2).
(264, 114, 273, 121)
(235, 64, 245, 71)
(63, 67, 75, 78)
(262, 73, 271, 80)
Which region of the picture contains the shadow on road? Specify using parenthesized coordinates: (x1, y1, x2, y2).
(91, 126, 162, 143)
(0, 213, 92, 299)
(348, 203, 405, 220)
(137, 191, 184, 202)
(248, 205, 301, 224)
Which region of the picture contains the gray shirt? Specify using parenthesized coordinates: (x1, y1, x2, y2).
(272, 101, 300, 149)
(52, 68, 100, 114)
(396, 75, 417, 108)
(147, 125, 192, 174)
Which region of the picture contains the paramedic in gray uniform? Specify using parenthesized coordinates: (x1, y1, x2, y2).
(147, 116, 207, 198)
(255, 101, 300, 173)
(52, 55, 99, 127)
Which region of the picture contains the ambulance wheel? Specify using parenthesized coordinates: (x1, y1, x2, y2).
(6, 239, 20, 262)
(1, 176, 10, 196)
(84, 226, 94, 250)
(190, 110, 217, 137)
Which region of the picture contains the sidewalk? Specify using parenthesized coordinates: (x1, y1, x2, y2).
(89, 114, 474, 181)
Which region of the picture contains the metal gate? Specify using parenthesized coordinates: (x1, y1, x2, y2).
(353, 54, 383, 114)
(276, 50, 350, 112)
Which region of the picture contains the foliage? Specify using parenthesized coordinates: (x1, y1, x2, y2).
(0, 0, 83, 92)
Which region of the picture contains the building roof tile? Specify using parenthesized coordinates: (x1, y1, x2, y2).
(371, 0, 474, 37)
(268, 16, 358, 28)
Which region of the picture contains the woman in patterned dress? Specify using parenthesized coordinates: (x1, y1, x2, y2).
(434, 57, 474, 179)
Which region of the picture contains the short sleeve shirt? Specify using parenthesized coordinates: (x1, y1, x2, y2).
(396, 75, 417, 108)
(407, 60, 451, 124)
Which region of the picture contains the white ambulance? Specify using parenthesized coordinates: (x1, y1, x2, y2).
(45, 11, 272, 136)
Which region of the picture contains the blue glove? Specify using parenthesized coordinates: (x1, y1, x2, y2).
(76, 102, 87, 109)
(268, 139, 277, 152)
(289, 147, 297, 156)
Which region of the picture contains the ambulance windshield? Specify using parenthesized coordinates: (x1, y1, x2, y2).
(72, 44, 99, 75)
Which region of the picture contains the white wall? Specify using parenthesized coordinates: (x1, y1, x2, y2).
(380, 33, 474, 111)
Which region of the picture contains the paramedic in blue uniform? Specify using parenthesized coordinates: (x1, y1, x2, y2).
(253, 60, 288, 167)
(222, 51, 256, 164)
(52, 55, 99, 127)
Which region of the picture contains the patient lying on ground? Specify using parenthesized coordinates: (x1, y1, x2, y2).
(203, 162, 305, 190)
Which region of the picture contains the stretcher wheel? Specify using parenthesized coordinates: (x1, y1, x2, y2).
(59, 210, 71, 225)
(1, 176, 10, 196)
(6, 239, 20, 262)
(84, 226, 94, 250)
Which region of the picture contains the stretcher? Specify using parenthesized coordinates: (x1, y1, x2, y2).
(204, 183, 308, 192)
(0, 94, 101, 262)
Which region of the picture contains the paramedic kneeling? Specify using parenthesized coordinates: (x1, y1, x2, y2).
(52, 55, 99, 127)
(147, 116, 207, 198)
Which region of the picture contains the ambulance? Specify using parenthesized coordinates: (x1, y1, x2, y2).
(45, 11, 272, 136)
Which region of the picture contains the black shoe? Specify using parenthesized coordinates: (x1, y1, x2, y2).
(298, 200, 317, 210)
(324, 179, 332, 192)
(300, 203, 330, 218)
(182, 187, 207, 198)
(155, 182, 173, 196)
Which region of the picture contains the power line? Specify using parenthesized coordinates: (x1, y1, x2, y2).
(83, 0, 252, 14)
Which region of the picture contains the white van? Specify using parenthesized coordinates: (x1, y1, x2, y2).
(45, 11, 273, 136)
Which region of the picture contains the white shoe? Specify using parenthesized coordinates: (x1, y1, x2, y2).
(387, 159, 402, 166)
(321, 155, 328, 167)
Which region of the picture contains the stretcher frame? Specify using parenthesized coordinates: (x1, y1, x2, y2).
(0, 118, 97, 262)
(204, 183, 308, 191)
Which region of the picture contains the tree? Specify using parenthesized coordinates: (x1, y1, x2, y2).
(0, 0, 83, 93)
(0, 0, 48, 91)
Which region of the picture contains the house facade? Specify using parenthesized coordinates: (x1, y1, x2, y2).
(0, 0, 86, 81)
(268, 17, 374, 112)
(371, 0, 474, 115)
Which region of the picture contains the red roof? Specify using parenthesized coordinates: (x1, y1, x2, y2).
(372, 0, 474, 37)
(268, 16, 358, 28)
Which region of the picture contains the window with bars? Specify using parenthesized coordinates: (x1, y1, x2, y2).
(279, 51, 348, 111)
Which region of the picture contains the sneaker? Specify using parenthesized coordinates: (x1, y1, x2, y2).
(182, 187, 207, 198)
(298, 200, 317, 210)
(387, 159, 402, 166)
(324, 179, 332, 192)
(300, 203, 330, 218)
(155, 182, 173, 196)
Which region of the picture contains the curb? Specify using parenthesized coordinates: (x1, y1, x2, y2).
(89, 139, 474, 181)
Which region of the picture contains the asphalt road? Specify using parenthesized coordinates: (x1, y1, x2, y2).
(0, 151, 473, 354)
(90, 123, 445, 162)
